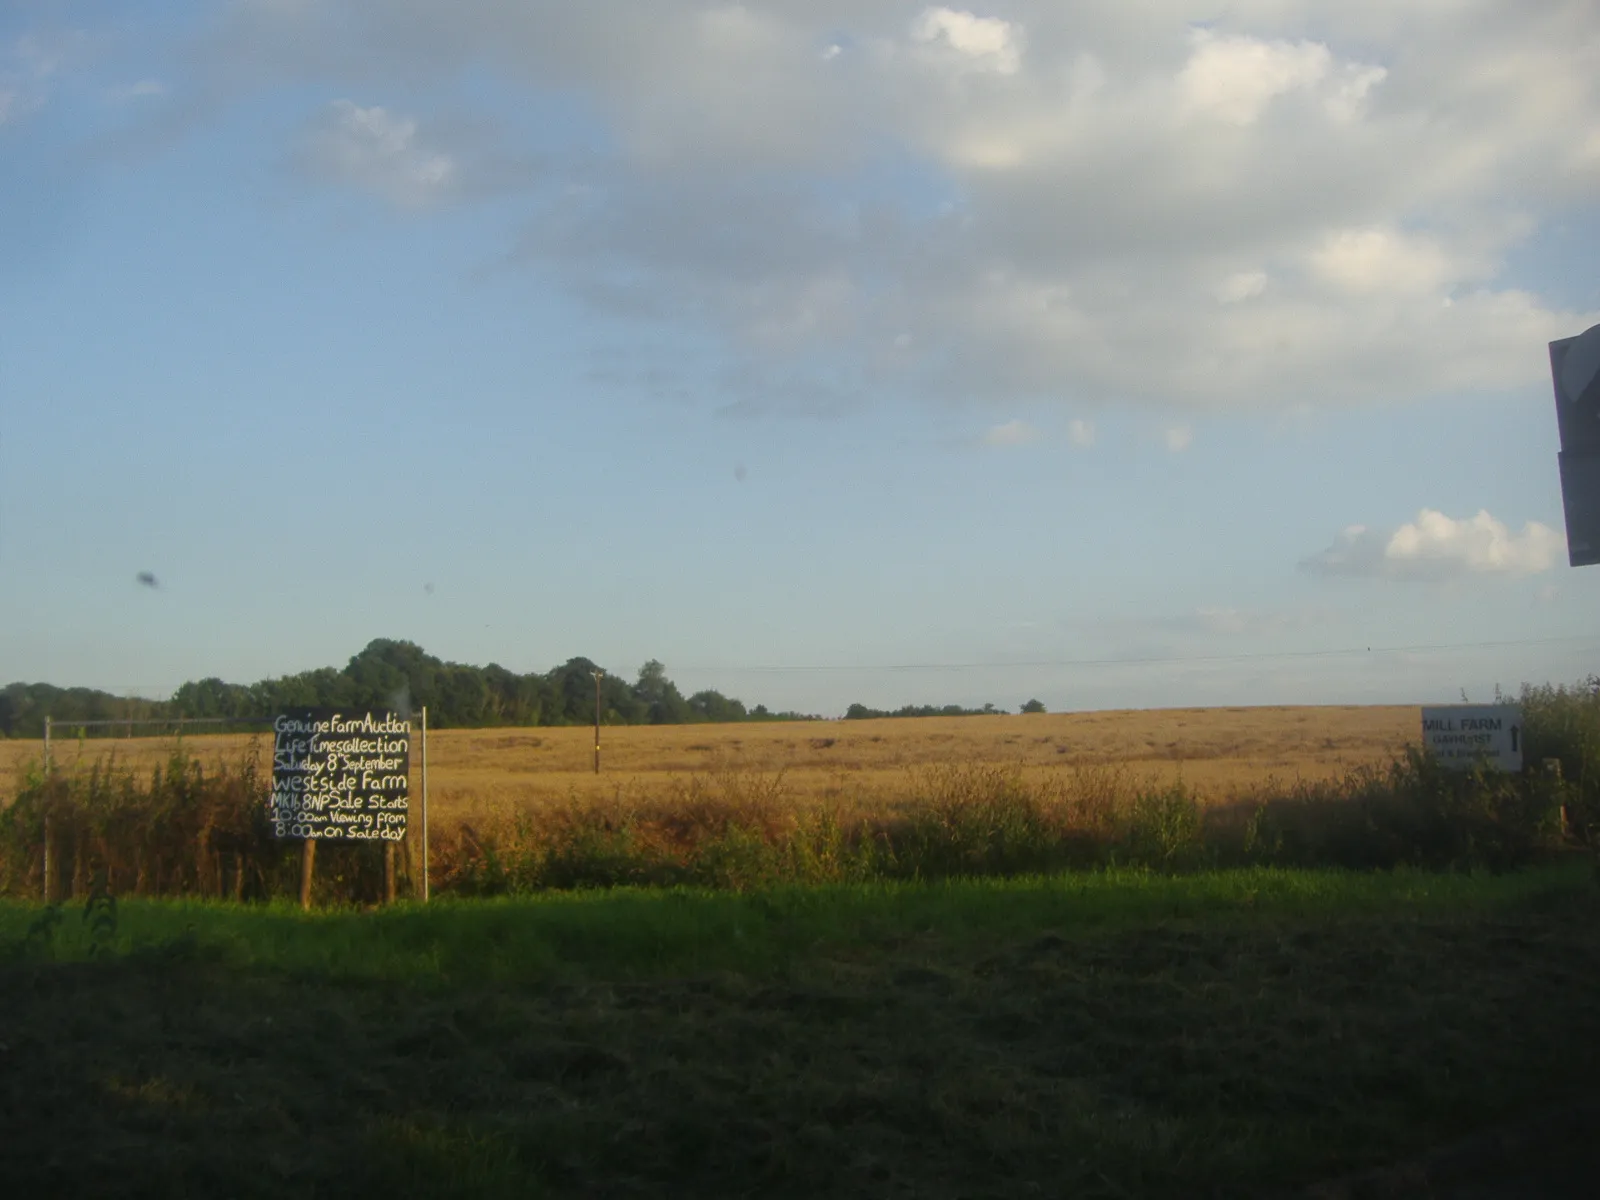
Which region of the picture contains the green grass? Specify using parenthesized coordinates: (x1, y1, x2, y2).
(2, 863, 1586, 983)
(4, 864, 1599, 1198)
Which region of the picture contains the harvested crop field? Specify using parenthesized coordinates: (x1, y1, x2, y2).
(1, 705, 1419, 823)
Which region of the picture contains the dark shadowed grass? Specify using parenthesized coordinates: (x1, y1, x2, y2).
(3, 863, 1598, 1198)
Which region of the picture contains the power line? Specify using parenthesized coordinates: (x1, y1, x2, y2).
(25, 634, 1600, 699)
(665, 633, 1600, 674)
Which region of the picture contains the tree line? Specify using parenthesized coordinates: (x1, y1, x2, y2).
(0, 639, 1047, 738)
(846, 699, 1045, 719)
(0, 640, 818, 737)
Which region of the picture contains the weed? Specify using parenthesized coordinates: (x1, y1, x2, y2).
(1120, 781, 1204, 868)
(83, 871, 117, 958)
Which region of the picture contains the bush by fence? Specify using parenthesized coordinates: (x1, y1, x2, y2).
(0, 754, 1578, 904)
(0, 746, 403, 906)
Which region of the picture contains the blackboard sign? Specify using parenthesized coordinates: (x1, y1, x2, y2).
(270, 709, 411, 842)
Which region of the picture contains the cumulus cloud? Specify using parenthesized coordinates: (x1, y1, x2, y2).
(1303, 509, 1565, 581)
(177, 1, 1600, 413)
(910, 7, 1023, 75)
(1176, 29, 1336, 126)
(981, 418, 1040, 447)
(297, 100, 457, 208)
(109, 79, 167, 102)
(1215, 270, 1267, 304)
(0, 34, 63, 126)
(1307, 227, 1464, 295)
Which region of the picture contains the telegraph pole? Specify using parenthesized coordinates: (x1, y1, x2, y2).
(592, 670, 604, 774)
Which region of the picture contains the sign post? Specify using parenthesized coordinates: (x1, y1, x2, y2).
(592, 670, 604, 774)
(421, 705, 429, 903)
(270, 709, 412, 908)
(1420, 705, 1523, 772)
(300, 839, 315, 912)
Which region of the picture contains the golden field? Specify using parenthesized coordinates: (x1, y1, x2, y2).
(2, 705, 1419, 823)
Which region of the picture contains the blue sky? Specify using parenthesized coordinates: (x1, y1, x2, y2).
(3, 0, 1599, 716)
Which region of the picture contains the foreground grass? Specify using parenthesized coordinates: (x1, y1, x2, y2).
(3, 866, 1598, 1197)
(0, 864, 1588, 983)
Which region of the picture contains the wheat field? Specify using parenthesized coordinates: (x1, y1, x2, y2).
(2, 705, 1419, 823)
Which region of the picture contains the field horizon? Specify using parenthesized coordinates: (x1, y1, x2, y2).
(2, 702, 1422, 822)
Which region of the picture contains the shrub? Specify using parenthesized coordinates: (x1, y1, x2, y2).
(1120, 782, 1205, 869)
(0, 746, 402, 905)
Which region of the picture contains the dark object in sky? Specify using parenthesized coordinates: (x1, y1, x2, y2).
(136, 571, 159, 589)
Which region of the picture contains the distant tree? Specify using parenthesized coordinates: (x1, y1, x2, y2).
(172, 677, 251, 719)
(601, 672, 644, 725)
(345, 639, 437, 713)
(688, 689, 747, 723)
(483, 663, 550, 725)
(437, 665, 490, 727)
(1020, 699, 1046, 714)
(633, 660, 690, 724)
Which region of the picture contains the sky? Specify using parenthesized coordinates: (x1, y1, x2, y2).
(3, 0, 1599, 717)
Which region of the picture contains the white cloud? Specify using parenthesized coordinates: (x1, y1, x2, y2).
(1325, 62, 1388, 123)
(0, 34, 63, 126)
(299, 99, 457, 208)
(1303, 509, 1565, 580)
(1177, 30, 1335, 126)
(1164, 425, 1193, 452)
(982, 418, 1040, 446)
(1307, 227, 1462, 295)
(1067, 417, 1095, 446)
(185, 1, 1600, 414)
(109, 79, 167, 102)
(1215, 270, 1267, 303)
(911, 8, 1023, 75)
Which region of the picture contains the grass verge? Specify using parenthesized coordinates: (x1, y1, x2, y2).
(2, 864, 1597, 1198)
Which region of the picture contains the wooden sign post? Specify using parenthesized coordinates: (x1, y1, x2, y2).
(300, 839, 316, 911)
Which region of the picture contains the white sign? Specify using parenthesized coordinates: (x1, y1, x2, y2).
(1420, 705, 1523, 772)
